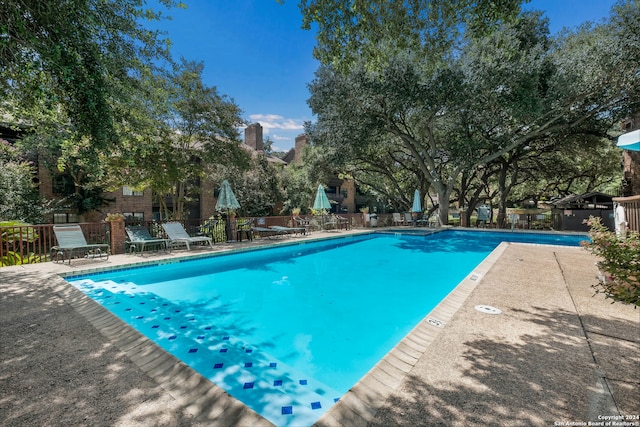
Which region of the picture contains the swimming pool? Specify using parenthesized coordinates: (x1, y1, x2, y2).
(66, 229, 587, 426)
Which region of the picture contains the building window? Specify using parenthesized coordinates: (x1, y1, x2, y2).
(123, 186, 143, 196)
(122, 212, 144, 222)
(53, 213, 78, 223)
(52, 174, 74, 195)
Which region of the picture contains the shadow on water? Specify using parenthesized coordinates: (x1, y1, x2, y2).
(367, 306, 638, 427)
(392, 230, 587, 255)
(69, 278, 334, 425)
(394, 233, 499, 254)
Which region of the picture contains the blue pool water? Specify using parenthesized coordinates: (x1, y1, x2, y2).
(67, 230, 587, 426)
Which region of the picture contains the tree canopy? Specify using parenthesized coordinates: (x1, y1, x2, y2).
(303, 1, 640, 222)
(1, 0, 183, 150)
(1, 1, 255, 221)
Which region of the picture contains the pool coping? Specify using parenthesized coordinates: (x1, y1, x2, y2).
(23, 229, 584, 425)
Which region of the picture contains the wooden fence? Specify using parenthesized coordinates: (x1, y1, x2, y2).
(614, 195, 640, 233)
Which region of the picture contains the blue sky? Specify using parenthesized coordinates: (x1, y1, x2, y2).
(152, 0, 618, 152)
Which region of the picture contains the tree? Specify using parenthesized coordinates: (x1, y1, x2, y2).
(0, 140, 45, 223)
(220, 155, 285, 217)
(304, 4, 639, 224)
(300, 0, 524, 72)
(108, 60, 248, 220)
(1, 0, 188, 217)
(0, 0, 182, 152)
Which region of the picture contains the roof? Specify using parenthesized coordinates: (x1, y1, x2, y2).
(550, 192, 614, 208)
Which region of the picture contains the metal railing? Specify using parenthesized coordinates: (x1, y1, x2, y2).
(1, 222, 110, 267)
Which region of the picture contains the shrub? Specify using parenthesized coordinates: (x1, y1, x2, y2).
(582, 216, 639, 307)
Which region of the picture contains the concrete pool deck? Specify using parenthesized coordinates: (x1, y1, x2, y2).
(1, 229, 638, 426)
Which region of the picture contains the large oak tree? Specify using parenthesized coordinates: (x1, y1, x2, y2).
(302, 1, 640, 223)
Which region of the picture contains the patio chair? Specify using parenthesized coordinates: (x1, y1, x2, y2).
(293, 216, 313, 234)
(162, 222, 213, 250)
(427, 214, 440, 228)
(322, 215, 338, 231)
(336, 215, 351, 230)
(125, 225, 170, 256)
(404, 212, 414, 226)
(392, 212, 406, 226)
(51, 224, 110, 264)
(236, 218, 254, 242)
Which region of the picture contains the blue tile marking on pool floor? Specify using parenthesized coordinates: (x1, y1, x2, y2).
(70, 278, 341, 427)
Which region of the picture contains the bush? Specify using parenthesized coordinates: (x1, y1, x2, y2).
(582, 217, 639, 307)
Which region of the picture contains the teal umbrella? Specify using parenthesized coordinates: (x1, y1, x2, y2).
(313, 184, 331, 211)
(411, 189, 422, 213)
(215, 180, 241, 211)
(313, 184, 332, 230)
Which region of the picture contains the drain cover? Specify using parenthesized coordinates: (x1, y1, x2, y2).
(426, 317, 445, 328)
(474, 305, 502, 315)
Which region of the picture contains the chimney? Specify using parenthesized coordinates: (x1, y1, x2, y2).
(245, 123, 263, 151)
(294, 134, 309, 163)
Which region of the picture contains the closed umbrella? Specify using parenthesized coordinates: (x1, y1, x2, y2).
(411, 189, 422, 213)
(313, 184, 331, 230)
(216, 180, 241, 212)
(313, 184, 331, 211)
(216, 180, 241, 241)
(411, 189, 422, 226)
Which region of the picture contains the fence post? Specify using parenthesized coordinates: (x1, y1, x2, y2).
(108, 218, 126, 255)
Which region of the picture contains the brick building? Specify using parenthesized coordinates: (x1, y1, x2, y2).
(2, 119, 361, 223)
(283, 134, 357, 214)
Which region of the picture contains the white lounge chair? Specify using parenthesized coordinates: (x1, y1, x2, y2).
(51, 224, 110, 264)
(162, 222, 213, 250)
(392, 212, 406, 226)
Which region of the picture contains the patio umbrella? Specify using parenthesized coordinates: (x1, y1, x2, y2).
(216, 179, 241, 242)
(617, 129, 640, 151)
(313, 184, 331, 211)
(215, 179, 241, 212)
(313, 184, 331, 230)
(411, 189, 422, 213)
(410, 189, 422, 226)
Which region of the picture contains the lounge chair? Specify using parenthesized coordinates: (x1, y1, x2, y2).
(269, 225, 306, 236)
(392, 212, 406, 226)
(251, 226, 290, 239)
(125, 225, 170, 256)
(51, 224, 110, 264)
(162, 222, 213, 250)
(404, 212, 414, 226)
